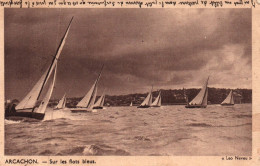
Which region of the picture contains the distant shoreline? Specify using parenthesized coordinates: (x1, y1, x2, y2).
(7, 88, 252, 107)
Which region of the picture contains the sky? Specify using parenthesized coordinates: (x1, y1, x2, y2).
(4, 8, 252, 100)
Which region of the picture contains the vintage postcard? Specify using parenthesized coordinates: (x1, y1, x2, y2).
(0, 0, 260, 166)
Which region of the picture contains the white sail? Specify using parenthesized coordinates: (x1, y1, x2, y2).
(55, 93, 66, 109)
(221, 90, 234, 105)
(63, 97, 67, 108)
(140, 90, 153, 106)
(201, 87, 208, 106)
(89, 86, 97, 109)
(15, 69, 48, 110)
(35, 64, 57, 114)
(76, 65, 103, 108)
(76, 81, 97, 108)
(151, 91, 161, 106)
(93, 94, 105, 107)
(189, 77, 209, 106)
(15, 17, 73, 111)
(231, 92, 234, 104)
(130, 102, 133, 106)
(101, 95, 105, 107)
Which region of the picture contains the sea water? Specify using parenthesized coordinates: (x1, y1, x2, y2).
(4, 104, 252, 156)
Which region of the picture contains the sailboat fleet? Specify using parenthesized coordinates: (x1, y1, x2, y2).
(71, 65, 104, 113)
(137, 89, 161, 108)
(137, 87, 153, 108)
(5, 18, 239, 121)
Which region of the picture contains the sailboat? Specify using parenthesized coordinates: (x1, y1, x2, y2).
(151, 91, 161, 107)
(185, 77, 209, 108)
(5, 17, 74, 120)
(71, 65, 104, 113)
(54, 93, 67, 110)
(137, 87, 153, 108)
(130, 101, 133, 107)
(93, 93, 105, 109)
(221, 90, 234, 106)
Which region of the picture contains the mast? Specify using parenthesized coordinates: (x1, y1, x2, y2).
(33, 17, 74, 111)
(96, 64, 104, 84)
(152, 91, 161, 106)
(76, 64, 104, 108)
(36, 64, 58, 114)
(89, 65, 104, 108)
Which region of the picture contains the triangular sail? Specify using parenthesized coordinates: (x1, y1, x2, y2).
(34, 17, 73, 104)
(231, 92, 234, 104)
(221, 90, 234, 105)
(15, 69, 48, 110)
(63, 97, 67, 108)
(76, 65, 103, 108)
(151, 91, 161, 106)
(76, 82, 97, 108)
(93, 94, 105, 107)
(55, 94, 66, 109)
(140, 90, 153, 106)
(100, 95, 105, 107)
(201, 87, 208, 106)
(189, 77, 209, 105)
(15, 17, 73, 111)
(35, 64, 57, 114)
(89, 86, 97, 109)
(130, 102, 133, 106)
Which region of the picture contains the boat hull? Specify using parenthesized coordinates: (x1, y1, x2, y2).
(70, 108, 92, 113)
(221, 104, 234, 106)
(92, 106, 103, 109)
(5, 112, 45, 120)
(185, 105, 207, 108)
(150, 105, 161, 107)
(137, 105, 150, 108)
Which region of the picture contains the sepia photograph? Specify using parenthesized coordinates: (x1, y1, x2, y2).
(4, 8, 252, 156)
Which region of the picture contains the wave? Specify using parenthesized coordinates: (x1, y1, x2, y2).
(234, 115, 252, 118)
(53, 121, 72, 127)
(44, 110, 70, 120)
(42, 137, 67, 141)
(134, 136, 151, 142)
(187, 123, 212, 127)
(82, 144, 130, 156)
(100, 119, 113, 123)
(188, 122, 252, 128)
(5, 119, 22, 125)
(60, 144, 130, 156)
(43, 119, 55, 123)
(39, 150, 53, 155)
(216, 123, 252, 128)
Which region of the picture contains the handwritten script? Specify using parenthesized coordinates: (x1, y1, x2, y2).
(0, 0, 258, 8)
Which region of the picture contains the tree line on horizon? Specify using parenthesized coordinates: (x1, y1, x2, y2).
(6, 87, 252, 107)
(64, 87, 252, 107)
